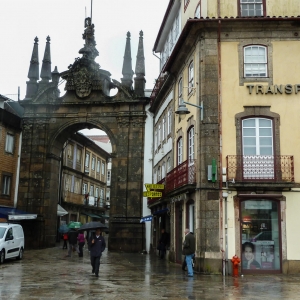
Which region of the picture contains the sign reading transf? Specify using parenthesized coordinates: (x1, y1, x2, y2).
(144, 184, 165, 191)
(143, 183, 165, 198)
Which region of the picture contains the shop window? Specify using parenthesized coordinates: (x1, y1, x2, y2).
(244, 45, 267, 78)
(239, 0, 265, 17)
(241, 199, 280, 271)
(177, 137, 183, 165)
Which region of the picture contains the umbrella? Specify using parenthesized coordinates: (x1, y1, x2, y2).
(58, 224, 70, 233)
(79, 221, 108, 231)
(67, 221, 82, 229)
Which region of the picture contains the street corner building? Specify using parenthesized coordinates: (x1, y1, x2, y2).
(147, 0, 300, 275)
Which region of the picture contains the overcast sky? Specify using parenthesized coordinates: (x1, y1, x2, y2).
(0, 0, 168, 101)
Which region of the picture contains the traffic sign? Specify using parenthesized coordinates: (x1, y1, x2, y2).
(143, 191, 162, 198)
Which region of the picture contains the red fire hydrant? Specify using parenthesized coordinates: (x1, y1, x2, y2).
(231, 255, 240, 277)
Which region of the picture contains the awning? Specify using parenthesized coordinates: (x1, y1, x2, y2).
(153, 208, 169, 215)
(57, 204, 68, 217)
(82, 212, 102, 219)
(0, 207, 37, 221)
(140, 215, 153, 223)
(97, 214, 110, 219)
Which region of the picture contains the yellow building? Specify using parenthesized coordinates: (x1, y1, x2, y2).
(150, 0, 300, 274)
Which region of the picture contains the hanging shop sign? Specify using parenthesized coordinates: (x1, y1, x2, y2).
(144, 184, 165, 191)
(246, 84, 300, 95)
(143, 191, 162, 198)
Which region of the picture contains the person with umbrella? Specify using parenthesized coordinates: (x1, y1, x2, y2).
(88, 227, 106, 278)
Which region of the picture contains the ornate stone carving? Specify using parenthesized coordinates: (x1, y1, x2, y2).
(117, 117, 130, 128)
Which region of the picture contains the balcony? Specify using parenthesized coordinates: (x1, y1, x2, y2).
(165, 160, 196, 193)
(150, 71, 169, 105)
(226, 155, 294, 182)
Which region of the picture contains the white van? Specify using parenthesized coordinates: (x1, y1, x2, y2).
(0, 223, 25, 264)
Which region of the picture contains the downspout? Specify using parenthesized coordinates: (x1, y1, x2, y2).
(14, 132, 22, 207)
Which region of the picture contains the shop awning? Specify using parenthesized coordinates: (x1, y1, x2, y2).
(140, 215, 153, 223)
(153, 208, 169, 215)
(57, 204, 68, 217)
(82, 212, 102, 219)
(97, 214, 110, 219)
(0, 207, 37, 221)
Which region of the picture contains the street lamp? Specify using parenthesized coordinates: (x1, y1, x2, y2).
(175, 100, 203, 121)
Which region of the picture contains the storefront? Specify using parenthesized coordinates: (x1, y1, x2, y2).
(240, 198, 281, 273)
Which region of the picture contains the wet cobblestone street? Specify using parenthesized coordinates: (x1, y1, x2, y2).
(1, 244, 300, 299)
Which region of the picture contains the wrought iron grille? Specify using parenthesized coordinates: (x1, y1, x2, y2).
(226, 155, 294, 182)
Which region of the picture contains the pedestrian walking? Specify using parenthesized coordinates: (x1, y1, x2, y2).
(88, 228, 106, 277)
(62, 233, 68, 249)
(66, 228, 78, 257)
(157, 228, 169, 259)
(182, 228, 195, 277)
(77, 231, 85, 257)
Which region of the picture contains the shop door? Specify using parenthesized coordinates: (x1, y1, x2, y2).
(241, 199, 281, 273)
(175, 203, 183, 263)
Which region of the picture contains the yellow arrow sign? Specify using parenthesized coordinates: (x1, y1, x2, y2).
(144, 184, 165, 191)
(143, 191, 162, 198)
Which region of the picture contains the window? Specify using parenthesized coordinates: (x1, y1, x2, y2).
(244, 45, 267, 77)
(82, 183, 88, 195)
(85, 153, 90, 168)
(162, 116, 166, 140)
(5, 133, 14, 153)
(65, 175, 71, 192)
(2, 175, 11, 196)
(95, 187, 99, 198)
(157, 166, 161, 181)
(178, 78, 183, 104)
(154, 169, 157, 184)
(242, 118, 274, 179)
(240, 0, 264, 17)
(101, 162, 105, 175)
(167, 109, 172, 135)
(167, 157, 171, 171)
(76, 148, 82, 164)
(67, 144, 73, 159)
(188, 127, 195, 162)
(91, 157, 95, 170)
(177, 137, 183, 165)
(74, 178, 81, 194)
(188, 61, 194, 94)
(158, 123, 161, 144)
(97, 160, 100, 173)
(154, 129, 158, 150)
(90, 185, 94, 197)
(195, 4, 201, 18)
(162, 163, 166, 179)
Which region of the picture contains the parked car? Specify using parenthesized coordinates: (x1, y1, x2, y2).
(0, 223, 25, 264)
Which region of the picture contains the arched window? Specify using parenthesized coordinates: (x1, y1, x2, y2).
(188, 61, 194, 94)
(244, 45, 267, 77)
(195, 3, 201, 18)
(177, 137, 183, 165)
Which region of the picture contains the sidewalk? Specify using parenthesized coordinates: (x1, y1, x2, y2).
(1, 244, 300, 299)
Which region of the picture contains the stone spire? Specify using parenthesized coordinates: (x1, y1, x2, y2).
(121, 32, 134, 89)
(134, 31, 146, 97)
(40, 36, 52, 82)
(25, 37, 39, 99)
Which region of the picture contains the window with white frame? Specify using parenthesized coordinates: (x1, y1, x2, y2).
(195, 4, 201, 18)
(162, 163, 166, 179)
(85, 152, 90, 168)
(162, 116, 166, 140)
(2, 174, 11, 196)
(65, 175, 71, 191)
(244, 45, 267, 77)
(97, 160, 100, 173)
(5, 133, 14, 153)
(240, 0, 264, 17)
(82, 183, 88, 195)
(158, 123, 161, 144)
(188, 126, 195, 163)
(177, 137, 183, 165)
(101, 162, 105, 175)
(95, 187, 99, 198)
(188, 61, 194, 94)
(167, 109, 172, 135)
(178, 78, 183, 104)
(154, 128, 158, 150)
(91, 157, 95, 170)
(167, 157, 171, 171)
(90, 185, 94, 197)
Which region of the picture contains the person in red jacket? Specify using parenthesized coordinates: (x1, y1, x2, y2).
(62, 233, 68, 249)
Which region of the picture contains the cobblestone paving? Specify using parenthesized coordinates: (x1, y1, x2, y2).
(1, 244, 300, 299)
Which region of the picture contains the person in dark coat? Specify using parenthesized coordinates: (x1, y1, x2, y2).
(67, 229, 78, 257)
(88, 228, 106, 277)
(182, 228, 196, 277)
(158, 228, 169, 259)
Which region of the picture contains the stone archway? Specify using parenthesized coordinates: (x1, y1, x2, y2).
(18, 18, 147, 251)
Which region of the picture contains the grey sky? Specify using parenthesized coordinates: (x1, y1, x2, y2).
(0, 0, 168, 100)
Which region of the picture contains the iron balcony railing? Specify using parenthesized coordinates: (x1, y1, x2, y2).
(226, 155, 294, 182)
(150, 71, 168, 104)
(165, 159, 196, 193)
